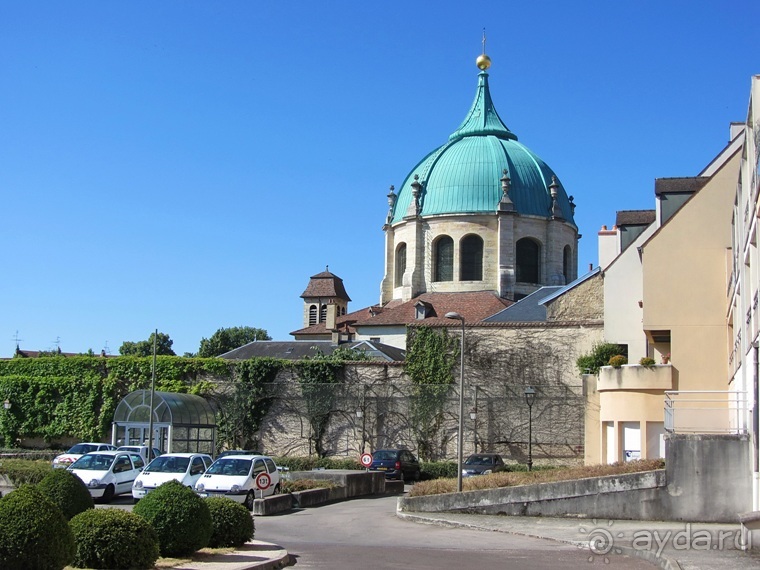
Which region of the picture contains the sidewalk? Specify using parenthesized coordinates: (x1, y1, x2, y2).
(166, 540, 290, 570)
(397, 511, 760, 570)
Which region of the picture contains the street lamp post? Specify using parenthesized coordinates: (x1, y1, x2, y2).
(445, 311, 466, 493)
(469, 408, 477, 453)
(524, 386, 536, 471)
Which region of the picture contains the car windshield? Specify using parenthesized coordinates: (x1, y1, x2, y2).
(145, 456, 190, 473)
(465, 455, 494, 466)
(67, 444, 98, 455)
(373, 450, 398, 461)
(206, 458, 252, 476)
(70, 454, 115, 471)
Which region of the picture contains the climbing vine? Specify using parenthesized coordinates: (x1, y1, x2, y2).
(292, 355, 344, 458)
(0, 356, 231, 446)
(405, 326, 458, 461)
(214, 357, 285, 451)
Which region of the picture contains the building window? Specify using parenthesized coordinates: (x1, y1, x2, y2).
(563, 245, 572, 284)
(309, 305, 317, 326)
(460, 234, 483, 281)
(433, 235, 454, 282)
(320, 304, 327, 323)
(395, 243, 407, 287)
(516, 238, 540, 283)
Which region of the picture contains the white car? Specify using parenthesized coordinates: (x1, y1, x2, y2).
(51, 442, 117, 469)
(132, 452, 213, 502)
(68, 451, 145, 502)
(195, 454, 280, 511)
(116, 445, 162, 463)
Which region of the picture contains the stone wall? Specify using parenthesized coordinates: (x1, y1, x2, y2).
(546, 271, 603, 321)
(249, 320, 600, 464)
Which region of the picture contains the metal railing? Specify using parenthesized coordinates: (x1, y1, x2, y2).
(664, 390, 749, 434)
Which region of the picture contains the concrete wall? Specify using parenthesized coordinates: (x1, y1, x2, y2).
(398, 434, 753, 523)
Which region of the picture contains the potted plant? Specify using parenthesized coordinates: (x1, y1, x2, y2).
(661, 353, 671, 364)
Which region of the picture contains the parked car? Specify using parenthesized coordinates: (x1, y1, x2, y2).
(462, 453, 507, 477)
(51, 442, 117, 469)
(216, 449, 262, 459)
(116, 445, 162, 463)
(195, 454, 280, 510)
(68, 451, 145, 502)
(132, 452, 213, 502)
(369, 449, 421, 481)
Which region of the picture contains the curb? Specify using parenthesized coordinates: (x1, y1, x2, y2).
(396, 512, 683, 570)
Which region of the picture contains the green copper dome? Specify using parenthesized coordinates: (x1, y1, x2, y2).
(389, 69, 576, 226)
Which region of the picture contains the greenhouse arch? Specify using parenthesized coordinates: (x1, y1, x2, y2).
(111, 390, 217, 456)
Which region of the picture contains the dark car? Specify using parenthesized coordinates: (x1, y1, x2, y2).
(462, 453, 507, 477)
(369, 449, 421, 481)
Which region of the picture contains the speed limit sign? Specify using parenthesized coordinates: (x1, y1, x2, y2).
(360, 453, 373, 468)
(255, 472, 271, 490)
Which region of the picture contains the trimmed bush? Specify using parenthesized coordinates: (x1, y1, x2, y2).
(273, 456, 362, 472)
(420, 461, 458, 480)
(206, 497, 254, 547)
(0, 484, 75, 570)
(639, 357, 656, 367)
(608, 355, 628, 368)
(132, 479, 212, 557)
(69, 508, 159, 569)
(0, 459, 53, 486)
(36, 468, 94, 520)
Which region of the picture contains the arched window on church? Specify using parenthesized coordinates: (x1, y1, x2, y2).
(516, 238, 540, 284)
(460, 234, 483, 281)
(320, 304, 327, 323)
(309, 305, 317, 326)
(433, 235, 454, 282)
(395, 243, 407, 287)
(563, 245, 572, 284)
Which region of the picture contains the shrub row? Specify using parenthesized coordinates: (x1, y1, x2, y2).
(0, 473, 254, 569)
(273, 456, 362, 472)
(0, 458, 53, 486)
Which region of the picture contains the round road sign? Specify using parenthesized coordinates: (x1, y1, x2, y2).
(255, 472, 271, 490)
(360, 453, 373, 467)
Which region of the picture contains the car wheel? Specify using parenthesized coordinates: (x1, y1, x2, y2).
(133, 497, 140, 504)
(398, 470, 405, 482)
(414, 469, 421, 481)
(102, 484, 115, 503)
(244, 491, 255, 511)
(274, 483, 281, 495)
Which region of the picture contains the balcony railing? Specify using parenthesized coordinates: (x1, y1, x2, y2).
(664, 390, 749, 434)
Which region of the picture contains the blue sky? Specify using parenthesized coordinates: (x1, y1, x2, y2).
(1, 1, 757, 357)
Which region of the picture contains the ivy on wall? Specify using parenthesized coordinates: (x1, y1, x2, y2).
(405, 326, 458, 461)
(214, 357, 285, 451)
(0, 356, 231, 446)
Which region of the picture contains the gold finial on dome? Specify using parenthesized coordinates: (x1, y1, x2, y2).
(476, 28, 491, 70)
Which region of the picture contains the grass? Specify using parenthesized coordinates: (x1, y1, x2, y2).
(408, 459, 665, 497)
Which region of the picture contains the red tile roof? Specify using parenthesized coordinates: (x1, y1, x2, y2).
(291, 291, 512, 336)
(300, 270, 351, 301)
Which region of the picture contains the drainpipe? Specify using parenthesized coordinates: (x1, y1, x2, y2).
(754, 342, 759, 511)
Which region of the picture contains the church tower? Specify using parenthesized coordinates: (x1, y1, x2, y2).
(300, 268, 351, 330)
(380, 48, 579, 304)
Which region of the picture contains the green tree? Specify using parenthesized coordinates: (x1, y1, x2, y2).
(197, 326, 271, 358)
(119, 332, 176, 357)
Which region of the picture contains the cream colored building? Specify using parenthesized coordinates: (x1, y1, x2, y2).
(728, 75, 760, 510)
(586, 124, 744, 465)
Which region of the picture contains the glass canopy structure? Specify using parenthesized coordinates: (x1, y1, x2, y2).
(111, 390, 217, 455)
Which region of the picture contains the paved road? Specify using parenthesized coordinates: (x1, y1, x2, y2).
(254, 494, 656, 569)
